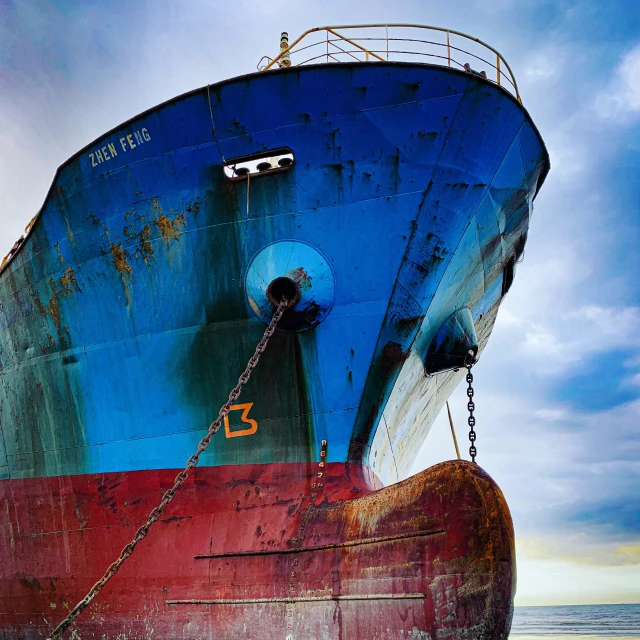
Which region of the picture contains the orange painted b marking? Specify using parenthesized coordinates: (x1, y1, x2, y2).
(224, 403, 258, 438)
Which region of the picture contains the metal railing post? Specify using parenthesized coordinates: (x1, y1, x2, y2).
(386, 25, 389, 61)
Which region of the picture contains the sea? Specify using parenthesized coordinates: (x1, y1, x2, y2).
(511, 604, 640, 639)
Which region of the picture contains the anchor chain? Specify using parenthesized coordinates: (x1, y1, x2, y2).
(47, 298, 289, 640)
(465, 350, 477, 463)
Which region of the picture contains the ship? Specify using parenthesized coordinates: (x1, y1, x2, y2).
(0, 24, 549, 639)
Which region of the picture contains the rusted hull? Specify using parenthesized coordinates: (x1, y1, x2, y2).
(0, 62, 544, 637)
(0, 460, 514, 639)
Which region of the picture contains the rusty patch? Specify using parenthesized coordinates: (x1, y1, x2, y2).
(33, 294, 47, 317)
(59, 267, 80, 294)
(62, 215, 75, 244)
(186, 199, 201, 214)
(362, 562, 413, 576)
(287, 266, 312, 295)
(54, 243, 64, 264)
(109, 243, 133, 279)
(154, 213, 186, 240)
(47, 282, 61, 328)
(17, 572, 43, 592)
(136, 225, 154, 264)
(33, 276, 71, 336)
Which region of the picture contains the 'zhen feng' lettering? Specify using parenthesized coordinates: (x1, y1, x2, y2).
(89, 127, 152, 168)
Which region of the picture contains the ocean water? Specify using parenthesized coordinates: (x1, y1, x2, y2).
(511, 604, 640, 639)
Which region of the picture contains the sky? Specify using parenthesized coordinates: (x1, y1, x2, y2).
(1, 0, 639, 608)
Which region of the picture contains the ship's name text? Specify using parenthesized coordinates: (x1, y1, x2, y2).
(89, 128, 152, 167)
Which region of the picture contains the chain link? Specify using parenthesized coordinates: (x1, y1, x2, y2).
(465, 350, 477, 463)
(47, 299, 289, 640)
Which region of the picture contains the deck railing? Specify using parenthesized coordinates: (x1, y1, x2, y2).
(259, 24, 521, 103)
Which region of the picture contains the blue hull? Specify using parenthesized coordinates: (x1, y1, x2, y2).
(0, 63, 548, 485)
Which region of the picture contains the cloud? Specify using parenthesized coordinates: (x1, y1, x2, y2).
(522, 43, 574, 82)
(570, 305, 640, 338)
(570, 498, 640, 539)
(519, 535, 640, 568)
(515, 541, 640, 605)
(497, 302, 640, 377)
(595, 42, 640, 121)
(535, 407, 570, 422)
(616, 545, 640, 565)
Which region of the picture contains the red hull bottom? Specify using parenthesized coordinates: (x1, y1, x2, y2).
(1, 460, 515, 639)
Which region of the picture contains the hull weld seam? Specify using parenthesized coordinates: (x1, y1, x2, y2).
(194, 527, 446, 559)
(166, 593, 427, 605)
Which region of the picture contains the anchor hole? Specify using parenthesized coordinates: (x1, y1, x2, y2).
(266, 277, 300, 308)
